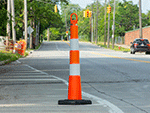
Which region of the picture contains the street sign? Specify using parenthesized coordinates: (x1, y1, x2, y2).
(27, 26, 34, 35)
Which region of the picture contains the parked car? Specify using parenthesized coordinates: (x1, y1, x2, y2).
(130, 38, 150, 54)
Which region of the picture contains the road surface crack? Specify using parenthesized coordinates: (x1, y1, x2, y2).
(82, 79, 150, 83)
(87, 83, 148, 113)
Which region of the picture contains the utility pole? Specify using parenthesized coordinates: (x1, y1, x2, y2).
(107, 0, 110, 48)
(30, 19, 33, 49)
(95, 0, 98, 44)
(65, 9, 68, 41)
(38, 21, 40, 44)
(35, 21, 40, 45)
(7, 0, 10, 38)
(104, 0, 107, 46)
(47, 28, 50, 41)
(6, 0, 11, 48)
(11, 0, 16, 44)
(112, 0, 116, 49)
(94, 13, 96, 42)
(24, 0, 28, 47)
(29, 7, 33, 49)
(91, 3, 93, 43)
(139, 0, 142, 38)
(36, 23, 38, 45)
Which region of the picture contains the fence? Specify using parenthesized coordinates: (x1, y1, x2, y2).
(115, 36, 125, 44)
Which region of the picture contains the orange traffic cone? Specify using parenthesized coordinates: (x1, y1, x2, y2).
(58, 13, 92, 105)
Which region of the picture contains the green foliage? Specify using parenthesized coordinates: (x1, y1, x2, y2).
(115, 0, 139, 36)
(1, 0, 150, 44)
(0, 52, 22, 62)
(0, 0, 68, 42)
(43, 27, 62, 40)
(76, 0, 150, 42)
(60, 3, 81, 40)
(0, 1, 7, 36)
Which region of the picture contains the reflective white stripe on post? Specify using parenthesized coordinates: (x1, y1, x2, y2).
(70, 64, 80, 75)
(70, 39, 79, 50)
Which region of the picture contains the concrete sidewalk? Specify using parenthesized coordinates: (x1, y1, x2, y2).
(0, 61, 118, 113)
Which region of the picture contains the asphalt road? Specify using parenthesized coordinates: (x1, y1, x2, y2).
(22, 41, 150, 113)
(1, 41, 150, 113)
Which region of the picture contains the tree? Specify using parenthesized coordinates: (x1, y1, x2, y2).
(0, 1, 7, 36)
(61, 3, 81, 40)
(115, 0, 139, 36)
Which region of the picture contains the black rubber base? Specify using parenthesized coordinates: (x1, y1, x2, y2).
(58, 99, 92, 105)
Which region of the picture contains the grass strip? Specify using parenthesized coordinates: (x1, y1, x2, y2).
(97, 42, 130, 52)
(0, 51, 22, 65)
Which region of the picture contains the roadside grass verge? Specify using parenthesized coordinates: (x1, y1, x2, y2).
(0, 50, 22, 64)
(35, 43, 42, 50)
(97, 42, 130, 52)
(0, 43, 42, 65)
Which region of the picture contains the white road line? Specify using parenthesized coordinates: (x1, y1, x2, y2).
(0, 79, 58, 82)
(24, 64, 47, 75)
(16, 60, 21, 63)
(8, 73, 45, 75)
(55, 42, 60, 51)
(25, 64, 124, 113)
(0, 103, 104, 107)
(4, 76, 54, 78)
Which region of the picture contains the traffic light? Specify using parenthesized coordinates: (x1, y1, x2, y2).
(87, 11, 89, 17)
(107, 5, 111, 13)
(83, 11, 87, 17)
(89, 11, 92, 17)
(54, 5, 57, 13)
(83, 9, 92, 18)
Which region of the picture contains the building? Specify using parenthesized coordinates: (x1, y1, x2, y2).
(125, 26, 150, 46)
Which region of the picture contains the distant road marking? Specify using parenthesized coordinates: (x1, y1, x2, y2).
(91, 52, 150, 64)
(25, 64, 124, 113)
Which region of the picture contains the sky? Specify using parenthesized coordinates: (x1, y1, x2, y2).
(69, 0, 150, 14)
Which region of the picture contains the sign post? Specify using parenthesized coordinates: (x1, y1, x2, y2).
(27, 26, 34, 48)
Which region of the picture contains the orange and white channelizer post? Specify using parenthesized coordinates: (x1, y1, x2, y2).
(58, 13, 92, 105)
